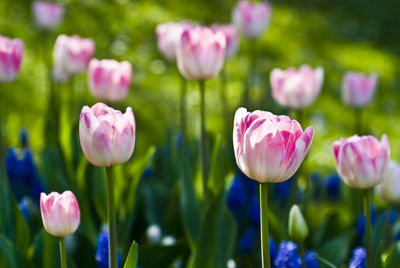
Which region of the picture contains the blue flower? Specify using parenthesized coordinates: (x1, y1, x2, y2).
(305, 250, 320, 268)
(227, 175, 247, 218)
(269, 237, 277, 265)
(95, 231, 122, 268)
(18, 198, 29, 221)
(356, 205, 378, 238)
(349, 247, 366, 268)
(274, 241, 302, 268)
(390, 209, 398, 224)
(142, 167, 154, 179)
(238, 228, 255, 254)
(175, 131, 184, 148)
(273, 179, 292, 201)
(5, 148, 44, 202)
(237, 169, 257, 196)
(395, 230, 400, 241)
(326, 174, 341, 199)
(248, 195, 260, 228)
(19, 129, 29, 148)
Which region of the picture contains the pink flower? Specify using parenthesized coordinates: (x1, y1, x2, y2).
(342, 72, 378, 108)
(156, 21, 193, 61)
(333, 135, 390, 189)
(211, 24, 239, 58)
(79, 103, 135, 167)
(53, 34, 95, 80)
(233, 107, 314, 183)
(270, 65, 324, 109)
(232, 0, 271, 39)
(40, 191, 80, 237)
(376, 160, 400, 203)
(0, 35, 24, 82)
(88, 59, 132, 102)
(176, 26, 226, 80)
(33, 1, 64, 29)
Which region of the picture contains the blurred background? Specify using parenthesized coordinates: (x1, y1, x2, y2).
(1, 0, 400, 267)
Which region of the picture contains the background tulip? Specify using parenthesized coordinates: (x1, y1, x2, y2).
(211, 24, 239, 58)
(270, 65, 324, 109)
(233, 107, 314, 183)
(0, 35, 24, 82)
(342, 72, 378, 108)
(40, 191, 80, 237)
(376, 160, 400, 203)
(79, 102, 135, 167)
(176, 26, 226, 80)
(232, 0, 272, 39)
(33, 1, 64, 29)
(88, 59, 132, 102)
(53, 34, 95, 80)
(333, 135, 390, 189)
(288, 205, 309, 242)
(156, 21, 193, 61)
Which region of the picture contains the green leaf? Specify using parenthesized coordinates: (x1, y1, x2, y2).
(0, 234, 32, 268)
(383, 242, 400, 268)
(124, 241, 138, 268)
(207, 135, 225, 195)
(318, 231, 353, 265)
(179, 146, 202, 248)
(138, 244, 183, 267)
(313, 253, 338, 268)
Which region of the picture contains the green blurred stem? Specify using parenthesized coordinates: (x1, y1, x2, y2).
(296, 109, 304, 126)
(354, 108, 362, 134)
(300, 243, 306, 268)
(59, 237, 67, 268)
(180, 74, 187, 139)
(199, 80, 208, 200)
(260, 183, 271, 268)
(106, 166, 118, 268)
(243, 40, 256, 108)
(220, 68, 230, 140)
(363, 189, 372, 268)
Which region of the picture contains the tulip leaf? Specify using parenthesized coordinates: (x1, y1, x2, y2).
(179, 146, 202, 248)
(318, 231, 353, 265)
(208, 135, 226, 196)
(312, 253, 337, 268)
(383, 242, 400, 268)
(0, 234, 32, 268)
(138, 243, 183, 268)
(123, 241, 138, 268)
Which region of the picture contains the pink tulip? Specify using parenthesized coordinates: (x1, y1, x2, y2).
(53, 34, 95, 80)
(211, 24, 239, 58)
(233, 107, 314, 183)
(176, 26, 226, 80)
(40, 191, 80, 237)
(232, 0, 271, 39)
(376, 160, 400, 203)
(342, 72, 378, 108)
(333, 135, 390, 189)
(79, 103, 135, 167)
(33, 1, 64, 29)
(156, 21, 193, 61)
(0, 35, 24, 82)
(270, 65, 324, 109)
(88, 59, 132, 102)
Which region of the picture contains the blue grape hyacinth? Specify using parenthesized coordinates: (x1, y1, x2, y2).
(227, 175, 247, 218)
(5, 147, 44, 202)
(238, 228, 255, 254)
(95, 230, 122, 268)
(274, 241, 302, 268)
(326, 174, 341, 199)
(349, 247, 366, 268)
(305, 250, 320, 268)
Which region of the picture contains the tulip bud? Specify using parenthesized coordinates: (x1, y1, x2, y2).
(0, 35, 24, 82)
(40, 191, 80, 237)
(288, 205, 308, 242)
(333, 135, 390, 189)
(342, 72, 378, 108)
(79, 103, 136, 167)
(232, 0, 272, 39)
(270, 65, 324, 109)
(376, 160, 400, 203)
(233, 107, 314, 183)
(88, 59, 132, 102)
(211, 24, 239, 58)
(156, 21, 193, 61)
(32, 1, 64, 29)
(176, 26, 226, 80)
(53, 34, 95, 80)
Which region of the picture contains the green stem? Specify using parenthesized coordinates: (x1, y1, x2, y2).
(363, 189, 372, 268)
(59, 237, 67, 268)
(300, 243, 306, 268)
(354, 108, 362, 134)
(199, 80, 208, 199)
(106, 166, 118, 268)
(243, 39, 256, 108)
(260, 183, 271, 268)
(180, 74, 187, 139)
